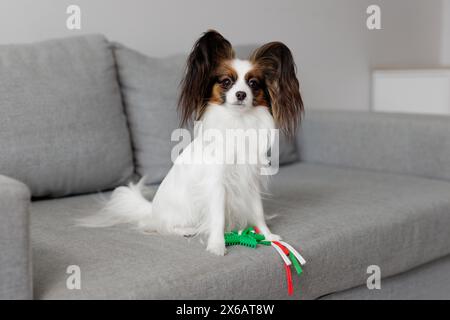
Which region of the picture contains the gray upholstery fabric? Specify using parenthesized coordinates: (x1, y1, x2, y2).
(31, 163, 450, 299)
(113, 44, 185, 184)
(114, 44, 298, 185)
(0, 175, 32, 299)
(321, 255, 450, 300)
(0, 35, 134, 198)
(298, 110, 450, 182)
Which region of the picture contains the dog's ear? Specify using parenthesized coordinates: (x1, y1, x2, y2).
(250, 42, 303, 137)
(178, 30, 234, 126)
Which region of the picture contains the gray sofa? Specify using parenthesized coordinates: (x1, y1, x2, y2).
(1, 34, 450, 300)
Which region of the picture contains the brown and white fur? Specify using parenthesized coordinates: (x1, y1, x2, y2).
(79, 30, 303, 255)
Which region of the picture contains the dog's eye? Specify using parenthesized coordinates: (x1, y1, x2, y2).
(248, 79, 259, 90)
(220, 77, 232, 89)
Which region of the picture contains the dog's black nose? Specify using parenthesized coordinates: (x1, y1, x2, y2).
(236, 91, 247, 101)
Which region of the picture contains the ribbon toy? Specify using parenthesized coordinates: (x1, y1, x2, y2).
(224, 226, 306, 296)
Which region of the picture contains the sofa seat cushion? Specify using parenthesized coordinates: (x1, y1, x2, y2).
(0, 35, 134, 198)
(31, 163, 450, 299)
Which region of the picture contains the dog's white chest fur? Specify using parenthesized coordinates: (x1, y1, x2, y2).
(149, 104, 274, 235)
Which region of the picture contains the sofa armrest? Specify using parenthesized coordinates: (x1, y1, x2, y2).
(0, 175, 32, 299)
(298, 110, 450, 181)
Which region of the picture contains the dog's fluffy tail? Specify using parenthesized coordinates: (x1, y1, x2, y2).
(77, 178, 153, 229)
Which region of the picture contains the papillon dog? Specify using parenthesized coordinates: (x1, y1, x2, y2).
(80, 30, 303, 255)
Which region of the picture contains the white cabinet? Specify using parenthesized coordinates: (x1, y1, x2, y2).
(372, 69, 450, 115)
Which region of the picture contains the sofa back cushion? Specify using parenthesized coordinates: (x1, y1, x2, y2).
(0, 35, 134, 198)
(114, 44, 299, 185)
(298, 110, 450, 181)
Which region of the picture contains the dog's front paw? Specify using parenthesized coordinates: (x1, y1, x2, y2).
(206, 242, 227, 256)
(265, 233, 282, 242)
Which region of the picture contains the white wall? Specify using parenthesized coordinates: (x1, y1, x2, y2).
(442, 0, 450, 65)
(0, 0, 444, 111)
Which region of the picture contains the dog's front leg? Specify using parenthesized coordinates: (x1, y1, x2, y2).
(206, 183, 226, 256)
(251, 193, 282, 242)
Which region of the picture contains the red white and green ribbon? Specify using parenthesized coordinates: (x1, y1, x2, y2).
(252, 227, 306, 296)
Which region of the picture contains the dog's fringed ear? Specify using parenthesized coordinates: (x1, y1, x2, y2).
(250, 42, 303, 137)
(178, 30, 235, 126)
